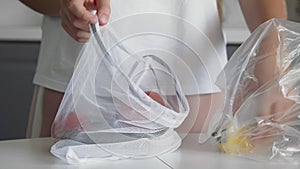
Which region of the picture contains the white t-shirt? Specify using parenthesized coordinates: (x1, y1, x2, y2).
(33, 0, 227, 95)
(33, 16, 84, 92)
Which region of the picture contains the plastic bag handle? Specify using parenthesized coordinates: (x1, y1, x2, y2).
(90, 24, 117, 67)
(89, 23, 189, 127)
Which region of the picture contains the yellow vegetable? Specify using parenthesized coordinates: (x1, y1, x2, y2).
(217, 124, 254, 155)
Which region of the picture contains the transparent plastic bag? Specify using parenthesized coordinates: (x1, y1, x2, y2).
(50, 0, 229, 163)
(49, 17, 191, 164)
(211, 19, 300, 162)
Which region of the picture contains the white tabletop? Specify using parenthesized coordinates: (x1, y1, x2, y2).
(0, 134, 299, 169)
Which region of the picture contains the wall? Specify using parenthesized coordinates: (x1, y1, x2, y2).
(0, 0, 42, 27)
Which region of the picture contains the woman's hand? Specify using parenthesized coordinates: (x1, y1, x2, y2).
(60, 0, 111, 42)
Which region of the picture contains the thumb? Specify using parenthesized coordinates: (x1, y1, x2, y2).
(96, 0, 111, 25)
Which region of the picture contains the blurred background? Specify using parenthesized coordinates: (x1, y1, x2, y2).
(0, 0, 299, 140)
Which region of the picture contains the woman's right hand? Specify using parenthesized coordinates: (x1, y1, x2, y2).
(60, 0, 111, 42)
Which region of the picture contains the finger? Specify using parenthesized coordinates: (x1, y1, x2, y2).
(84, 0, 97, 10)
(61, 8, 90, 36)
(95, 0, 111, 25)
(251, 126, 280, 142)
(67, 0, 97, 24)
(273, 99, 295, 122)
(62, 20, 90, 42)
(73, 19, 90, 32)
(62, 6, 90, 32)
(63, 24, 90, 43)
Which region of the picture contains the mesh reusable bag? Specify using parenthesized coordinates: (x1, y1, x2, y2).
(211, 19, 300, 162)
(50, 19, 190, 163)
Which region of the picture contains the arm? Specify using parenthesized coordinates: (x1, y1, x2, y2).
(238, 0, 287, 87)
(235, 1, 294, 138)
(233, 1, 288, 111)
(239, 0, 287, 32)
(19, 0, 61, 16)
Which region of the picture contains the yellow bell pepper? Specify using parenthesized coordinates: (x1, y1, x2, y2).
(217, 124, 254, 155)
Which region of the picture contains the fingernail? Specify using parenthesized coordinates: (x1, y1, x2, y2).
(99, 14, 108, 25)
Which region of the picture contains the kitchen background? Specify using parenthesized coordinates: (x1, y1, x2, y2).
(0, 0, 299, 140)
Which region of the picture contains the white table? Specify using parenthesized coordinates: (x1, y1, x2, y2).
(0, 134, 299, 169)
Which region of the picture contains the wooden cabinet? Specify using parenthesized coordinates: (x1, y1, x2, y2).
(0, 41, 39, 140)
(226, 44, 240, 59)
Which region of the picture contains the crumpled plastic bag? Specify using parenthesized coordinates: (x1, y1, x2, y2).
(50, 20, 191, 163)
(211, 19, 300, 162)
